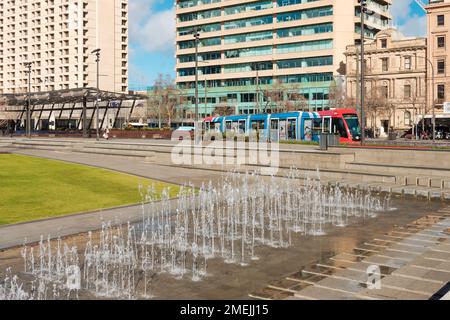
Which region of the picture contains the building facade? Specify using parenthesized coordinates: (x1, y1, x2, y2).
(426, 0, 450, 114)
(345, 29, 427, 137)
(175, 0, 392, 118)
(0, 0, 128, 95)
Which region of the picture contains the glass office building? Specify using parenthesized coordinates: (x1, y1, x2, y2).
(175, 0, 392, 116)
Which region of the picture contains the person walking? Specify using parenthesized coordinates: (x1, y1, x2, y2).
(103, 128, 110, 140)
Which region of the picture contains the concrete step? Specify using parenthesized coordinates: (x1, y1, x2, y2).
(11, 142, 72, 151)
(0, 143, 12, 148)
(72, 147, 156, 162)
(334, 147, 450, 168)
(345, 162, 450, 179)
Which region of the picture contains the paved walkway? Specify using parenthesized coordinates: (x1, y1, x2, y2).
(0, 149, 228, 250)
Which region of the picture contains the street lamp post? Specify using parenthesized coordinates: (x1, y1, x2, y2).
(359, 0, 368, 145)
(252, 62, 264, 114)
(429, 60, 436, 142)
(194, 29, 200, 120)
(256, 65, 260, 114)
(92, 49, 101, 141)
(204, 79, 208, 118)
(198, 60, 210, 118)
(193, 28, 201, 143)
(24, 62, 32, 139)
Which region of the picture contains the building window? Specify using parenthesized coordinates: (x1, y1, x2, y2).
(437, 36, 446, 48)
(404, 111, 412, 126)
(380, 39, 387, 48)
(404, 84, 411, 99)
(437, 84, 445, 100)
(241, 93, 256, 103)
(381, 86, 388, 99)
(381, 58, 389, 72)
(404, 56, 411, 70)
(437, 15, 445, 26)
(437, 59, 445, 74)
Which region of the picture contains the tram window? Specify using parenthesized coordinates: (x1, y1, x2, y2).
(287, 119, 296, 139)
(225, 121, 232, 131)
(238, 120, 246, 134)
(312, 119, 323, 135)
(271, 119, 279, 129)
(332, 118, 348, 138)
(251, 120, 265, 130)
(323, 117, 331, 133)
(343, 114, 361, 139)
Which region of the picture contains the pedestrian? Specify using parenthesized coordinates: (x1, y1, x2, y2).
(8, 121, 15, 138)
(103, 128, 110, 140)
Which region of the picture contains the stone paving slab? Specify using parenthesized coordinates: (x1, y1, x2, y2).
(300, 272, 365, 293)
(387, 243, 430, 253)
(375, 250, 422, 261)
(410, 257, 450, 270)
(285, 296, 312, 300)
(422, 250, 450, 261)
(294, 283, 360, 300)
(392, 265, 447, 281)
(363, 255, 408, 269)
(379, 275, 443, 296)
(358, 287, 430, 300)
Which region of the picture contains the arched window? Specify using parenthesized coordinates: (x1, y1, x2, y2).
(404, 111, 412, 126)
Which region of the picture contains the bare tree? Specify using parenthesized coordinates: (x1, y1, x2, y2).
(213, 102, 234, 116)
(263, 81, 310, 113)
(263, 80, 285, 113)
(364, 84, 388, 135)
(328, 83, 354, 109)
(0, 97, 19, 121)
(382, 103, 397, 134)
(286, 91, 309, 111)
(147, 74, 183, 128)
(408, 94, 426, 137)
(0, 97, 19, 134)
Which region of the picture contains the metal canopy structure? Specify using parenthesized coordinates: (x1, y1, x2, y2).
(2, 87, 146, 106)
(1, 88, 148, 135)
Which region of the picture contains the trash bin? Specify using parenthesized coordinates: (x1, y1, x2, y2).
(328, 133, 340, 147)
(320, 133, 329, 150)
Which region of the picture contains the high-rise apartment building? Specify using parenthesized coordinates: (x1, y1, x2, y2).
(175, 0, 392, 117)
(0, 0, 129, 95)
(426, 0, 450, 113)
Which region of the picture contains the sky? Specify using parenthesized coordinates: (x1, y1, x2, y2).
(128, 0, 428, 90)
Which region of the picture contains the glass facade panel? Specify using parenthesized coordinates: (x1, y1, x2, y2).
(277, 39, 333, 53)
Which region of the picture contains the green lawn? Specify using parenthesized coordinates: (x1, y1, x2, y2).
(0, 154, 181, 225)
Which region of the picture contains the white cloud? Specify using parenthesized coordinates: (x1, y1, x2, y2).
(129, 0, 175, 54)
(398, 14, 427, 37)
(391, 0, 415, 21)
(390, 0, 427, 37)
